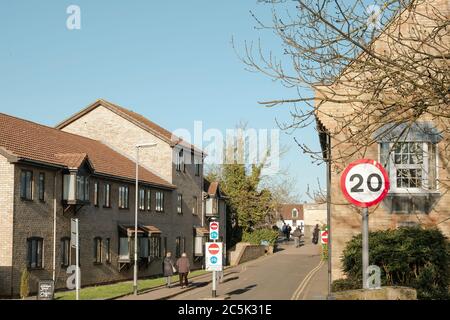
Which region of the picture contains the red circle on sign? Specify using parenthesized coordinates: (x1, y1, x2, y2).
(210, 222, 219, 231)
(340, 159, 390, 208)
(321, 231, 328, 244)
(208, 243, 220, 255)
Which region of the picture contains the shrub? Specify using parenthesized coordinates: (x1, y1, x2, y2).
(20, 268, 30, 299)
(332, 278, 361, 292)
(322, 244, 329, 261)
(339, 227, 450, 300)
(242, 228, 279, 246)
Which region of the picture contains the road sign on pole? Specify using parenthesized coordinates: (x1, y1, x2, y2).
(340, 159, 390, 290)
(206, 241, 222, 298)
(209, 221, 219, 241)
(321, 230, 328, 245)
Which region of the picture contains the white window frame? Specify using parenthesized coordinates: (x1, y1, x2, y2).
(382, 142, 435, 194)
(292, 208, 298, 219)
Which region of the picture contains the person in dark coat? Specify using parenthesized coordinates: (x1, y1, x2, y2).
(286, 224, 292, 241)
(312, 224, 320, 245)
(163, 252, 175, 288)
(176, 253, 191, 288)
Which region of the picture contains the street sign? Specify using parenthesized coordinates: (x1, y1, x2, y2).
(340, 159, 390, 290)
(340, 159, 390, 208)
(205, 242, 223, 271)
(209, 221, 219, 241)
(37, 280, 54, 300)
(321, 230, 328, 245)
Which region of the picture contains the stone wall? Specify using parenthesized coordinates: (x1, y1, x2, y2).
(228, 243, 266, 266)
(334, 287, 417, 300)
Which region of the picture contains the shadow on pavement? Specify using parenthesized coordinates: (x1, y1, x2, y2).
(221, 276, 239, 284)
(226, 284, 257, 296)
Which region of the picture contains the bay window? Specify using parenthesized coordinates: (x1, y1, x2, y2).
(149, 236, 161, 259)
(376, 121, 442, 214)
(380, 141, 437, 193)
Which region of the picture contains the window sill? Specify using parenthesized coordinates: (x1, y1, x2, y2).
(387, 190, 441, 196)
(28, 267, 44, 271)
(94, 262, 103, 266)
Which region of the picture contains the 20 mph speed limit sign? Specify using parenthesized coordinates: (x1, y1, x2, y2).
(340, 159, 390, 208)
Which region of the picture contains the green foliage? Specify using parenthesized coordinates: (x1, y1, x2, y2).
(339, 227, 450, 300)
(221, 162, 274, 234)
(332, 278, 361, 292)
(322, 244, 328, 261)
(20, 268, 30, 299)
(242, 229, 279, 246)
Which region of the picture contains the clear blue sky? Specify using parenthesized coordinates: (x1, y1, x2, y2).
(0, 0, 324, 201)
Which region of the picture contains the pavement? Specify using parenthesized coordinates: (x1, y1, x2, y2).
(119, 241, 328, 300)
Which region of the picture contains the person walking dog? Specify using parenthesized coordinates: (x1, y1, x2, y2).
(176, 253, 191, 288)
(163, 252, 176, 288)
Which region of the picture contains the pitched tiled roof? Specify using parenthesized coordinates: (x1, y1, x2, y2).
(277, 204, 304, 221)
(207, 181, 219, 196)
(55, 153, 90, 169)
(0, 113, 175, 189)
(55, 99, 204, 154)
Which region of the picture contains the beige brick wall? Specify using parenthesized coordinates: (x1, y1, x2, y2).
(0, 155, 14, 296)
(328, 135, 450, 281)
(59, 104, 204, 282)
(315, 0, 450, 281)
(61, 105, 173, 182)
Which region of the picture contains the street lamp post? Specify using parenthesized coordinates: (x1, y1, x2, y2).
(134, 142, 157, 296)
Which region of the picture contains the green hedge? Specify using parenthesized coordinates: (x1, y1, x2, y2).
(242, 228, 279, 246)
(335, 227, 450, 300)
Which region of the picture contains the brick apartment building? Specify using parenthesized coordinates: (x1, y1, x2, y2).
(0, 100, 220, 297)
(316, 0, 450, 280)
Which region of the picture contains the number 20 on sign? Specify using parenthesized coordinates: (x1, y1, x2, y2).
(340, 159, 389, 290)
(340, 159, 390, 207)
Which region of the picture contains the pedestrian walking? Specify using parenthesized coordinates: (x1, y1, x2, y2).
(293, 226, 302, 248)
(282, 223, 288, 241)
(163, 252, 176, 288)
(312, 224, 320, 245)
(176, 252, 190, 288)
(286, 224, 292, 241)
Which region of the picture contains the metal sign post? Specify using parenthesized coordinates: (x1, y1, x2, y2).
(75, 219, 80, 300)
(209, 220, 219, 298)
(71, 218, 80, 300)
(362, 207, 369, 289)
(205, 242, 222, 298)
(340, 159, 390, 290)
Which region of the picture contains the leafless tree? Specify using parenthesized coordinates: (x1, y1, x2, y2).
(235, 0, 450, 202)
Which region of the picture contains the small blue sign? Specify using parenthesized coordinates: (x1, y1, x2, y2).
(210, 231, 219, 240)
(210, 256, 218, 264)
